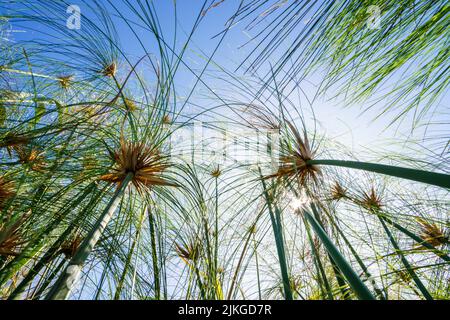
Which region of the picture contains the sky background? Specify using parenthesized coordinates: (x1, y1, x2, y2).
(1, 0, 448, 300)
(3, 0, 449, 160)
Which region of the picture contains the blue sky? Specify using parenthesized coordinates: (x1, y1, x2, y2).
(1, 0, 448, 300)
(2, 0, 448, 159)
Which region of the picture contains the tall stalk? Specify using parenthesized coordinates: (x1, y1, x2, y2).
(259, 170, 293, 300)
(302, 208, 375, 300)
(0, 184, 97, 288)
(9, 184, 107, 299)
(226, 227, 252, 300)
(303, 216, 334, 300)
(213, 176, 219, 299)
(45, 173, 133, 300)
(114, 208, 145, 299)
(327, 216, 387, 299)
(148, 206, 161, 300)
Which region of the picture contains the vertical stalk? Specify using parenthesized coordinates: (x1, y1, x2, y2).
(226, 228, 252, 300)
(303, 216, 333, 300)
(0, 184, 96, 287)
(32, 258, 66, 299)
(252, 232, 262, 300)
(259, 170, 293, 300)
(201, 213, 213, 298)
(148, 206, 161, 300)
(328, 216, 387, 299)
(45, 172, 133, 300)
(114, 208, 145, 300)
(214, 176, 219, 299)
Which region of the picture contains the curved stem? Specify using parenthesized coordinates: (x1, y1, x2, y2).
(308, 160, 450, 189)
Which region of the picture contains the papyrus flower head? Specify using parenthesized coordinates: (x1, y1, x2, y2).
(99, 140, 178, 193)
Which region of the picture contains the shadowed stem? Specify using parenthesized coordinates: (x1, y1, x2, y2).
(45, 172, 134, 300)
(148, 205, 161, 300)
(302, 208, 376, 300)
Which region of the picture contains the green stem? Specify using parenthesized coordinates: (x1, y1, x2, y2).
(308, 160, 450, 189)
(379, 214, 450, 262)
(148, 206, 161, 300)
(259, 170, 293, 300)
(114, 209, 145, 300)
(252, 233, 262, 300)
(310, 202, 386, 299)
(9, 185, 106, 300)
(303, 216, 333, 300)
(377, 216, 433, 300)
(32, 258, 66, 300)
(226, 228, 252, 300)
(45, 173, 133, 300)
(328, 217, 387, 299)
(0, 183, 97, 287)
(214, 177, 219, 298)
(303, 209, 375, 300)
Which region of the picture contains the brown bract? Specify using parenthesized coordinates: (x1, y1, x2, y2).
(330, 182, 347, 201)
(0, 176, 15, 210)
(416, 217, 448, 248)
(15, 146, 46, 172)
(101, 62, 117, 77)
(60, 235, 83, 259)
(360, 187, 383, 211)
(0, 211, 29, 257)
(264, 121, 321, 187)
(211, 166, 221, 178)
(57, 75, 73, 89)
(0, 134, 45, 171)
(162, 114, 172, 125)
(175, 241, 199, 263)
(0, 133, 29, 156)
(99, 140, 178, 192)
